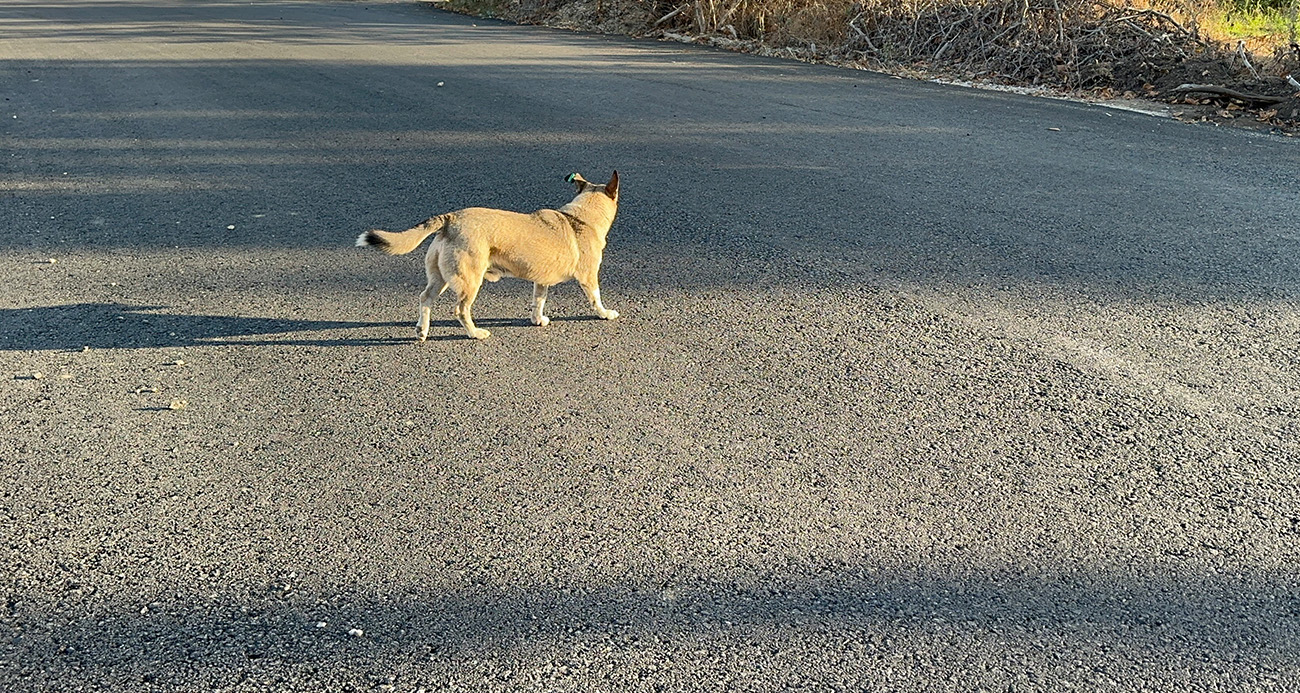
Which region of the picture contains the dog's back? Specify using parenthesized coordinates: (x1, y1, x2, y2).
(444, 208, 582, 285)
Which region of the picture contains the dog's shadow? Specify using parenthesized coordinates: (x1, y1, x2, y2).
(0, 303, 419, 351)
(0, 303, 611, 351)
(428, 314, 602, 338)
(471, 315, 602, 327)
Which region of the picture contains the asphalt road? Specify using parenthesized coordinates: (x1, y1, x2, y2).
(4, 1, 1300, 690)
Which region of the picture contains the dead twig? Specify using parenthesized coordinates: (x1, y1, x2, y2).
(716, 0, 741, 29)
(1138, 8, 1195, 38)
(1118, 17, 1154, 40)
(1102, 4, 1197, 39)
(988, 19, 1025, 44)
(654, 3, 687, 27)
(848, 11, 878, 53)
(1173, 83, 1285, 105)
(932, 11, 971, 61)
(1237, 40, 1261, 80)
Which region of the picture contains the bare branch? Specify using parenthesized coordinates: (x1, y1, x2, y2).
(653, 4, 687, 27)
(1173, 83, 1285, 105)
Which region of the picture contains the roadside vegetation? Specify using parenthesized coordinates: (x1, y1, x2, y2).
(437, 0, 1300, 129)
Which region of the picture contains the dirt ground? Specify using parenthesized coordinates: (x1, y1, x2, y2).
(1150, 58, 1300, 134)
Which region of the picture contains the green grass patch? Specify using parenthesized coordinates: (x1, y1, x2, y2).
(1201, 0, 1293, 42)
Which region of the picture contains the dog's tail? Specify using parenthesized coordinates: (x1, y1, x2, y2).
(355, 214, 452, 255)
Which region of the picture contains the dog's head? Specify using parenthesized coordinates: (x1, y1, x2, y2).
(566, 171, 619, 204)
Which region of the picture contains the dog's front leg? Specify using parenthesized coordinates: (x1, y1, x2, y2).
(578, 279, 619, 320)
(531, 283, 550, 326)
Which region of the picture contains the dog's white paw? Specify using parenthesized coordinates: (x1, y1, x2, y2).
(599, 309, 619, 320)
(532, 315, 551, 327)
(468, 328, 491, 340)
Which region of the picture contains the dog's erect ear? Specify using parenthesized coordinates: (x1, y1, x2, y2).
(604, 170, 619, 200)
(566, 172, 588, 191)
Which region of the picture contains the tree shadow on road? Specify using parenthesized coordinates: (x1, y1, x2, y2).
(6, 568, 1299, 689)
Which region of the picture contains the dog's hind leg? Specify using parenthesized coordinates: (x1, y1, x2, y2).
(416, 247, 446, 342)
(453, 277, 490, 340)
(445, 254, 490, 340)
(531, 283, 550, 327)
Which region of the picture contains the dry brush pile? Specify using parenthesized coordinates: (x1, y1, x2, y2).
(445, 0, 1300, 127)
(681, 0, 1213, 87)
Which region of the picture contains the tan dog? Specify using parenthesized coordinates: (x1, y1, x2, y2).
(356, 171, 620, 340)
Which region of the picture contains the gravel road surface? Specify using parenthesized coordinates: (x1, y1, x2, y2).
(3, 0, 1300, 690)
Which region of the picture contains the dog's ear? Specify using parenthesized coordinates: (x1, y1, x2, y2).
(566, 172, 588, 192)
(604, 170, 619, 200)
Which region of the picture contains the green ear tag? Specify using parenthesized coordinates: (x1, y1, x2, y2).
(565, 173, 578, 183)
